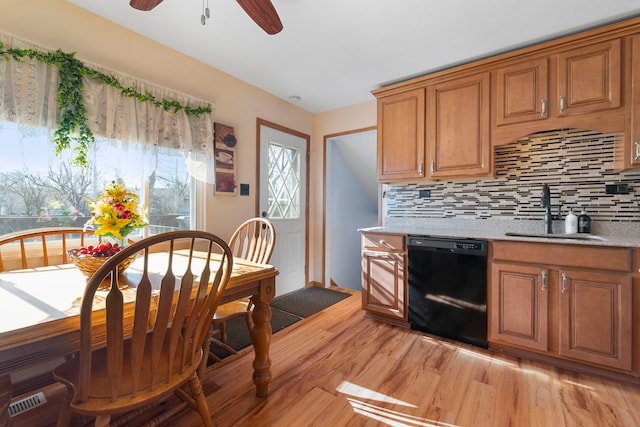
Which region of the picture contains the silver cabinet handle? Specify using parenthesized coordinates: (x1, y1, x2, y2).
(430, 160, 435, 175)
(541, 99, 546, 117)
(559, 96, 565, 113)
(418, 161, 424, 176)
(541, 270, 548, 291)
(635, 141, 640, 161)
(561, 273, 568, 293)
(364, 251, 393, 258)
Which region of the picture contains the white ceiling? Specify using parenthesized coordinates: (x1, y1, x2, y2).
(68, 0, 640, 113)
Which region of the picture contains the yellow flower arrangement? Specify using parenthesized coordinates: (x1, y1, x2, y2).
(85, 182, 147, 239)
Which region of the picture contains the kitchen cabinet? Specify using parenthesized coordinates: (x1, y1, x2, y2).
(494, 57, 549, 126)
(426, 72, 491, 179)
(374, 19, 640, 174)
(490, 262, 549, 352)
(361, 232, 407, 325)
(622, 33, 640, 169)
(558, 268, 632, 371)
(490, 241, 634, 374)
(493, 39, 621, 128)
(557, 39, 621, 116)
(376, 88, 425, 181)
(375, 72, 491, 182)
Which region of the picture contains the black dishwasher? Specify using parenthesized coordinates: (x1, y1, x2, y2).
(407, 235, 488, 348)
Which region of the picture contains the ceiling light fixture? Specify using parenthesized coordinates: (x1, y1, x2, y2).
(288, 95, 302, 103)
(201, 0, 210, 25)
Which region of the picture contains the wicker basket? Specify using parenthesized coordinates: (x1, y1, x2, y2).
(67, 249, 138, 278)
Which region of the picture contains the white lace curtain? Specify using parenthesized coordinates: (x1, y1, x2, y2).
(0, 30, 215, 156)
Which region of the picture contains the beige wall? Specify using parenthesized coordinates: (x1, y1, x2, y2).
(0, 0, 376, 285)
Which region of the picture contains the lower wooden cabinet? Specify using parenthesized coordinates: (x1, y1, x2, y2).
(558, 269, 632, 371)
(489, 241, 635, 375)
(490, 262, 549, 352)
(361, 232, 407, 325)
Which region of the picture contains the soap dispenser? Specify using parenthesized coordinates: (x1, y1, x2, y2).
(578, 209, 591, 234)
(565, 209, 578, 234)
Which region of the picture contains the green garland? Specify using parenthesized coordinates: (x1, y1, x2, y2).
(0, 41, 212, 166)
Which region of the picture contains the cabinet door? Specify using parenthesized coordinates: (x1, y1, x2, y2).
(558, 269, 632, 371)
(628, 34, 640, 168)
(489, 262, 549, 352)
(426, 72, 491, 178)
(361, 233, 406, 320)
(557, 39, 621, 116)
(495, 57, 549, 126)
(362, 251, 406, 320)
(377, 88, 425, 181)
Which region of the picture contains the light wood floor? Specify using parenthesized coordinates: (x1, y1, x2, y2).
(174, 290, 640, 427)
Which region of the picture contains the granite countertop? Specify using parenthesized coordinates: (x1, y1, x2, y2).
(359, 218, 640, 248)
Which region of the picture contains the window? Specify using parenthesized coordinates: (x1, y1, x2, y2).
(0, 121, 194, 236)
(267, 142, 301, 219)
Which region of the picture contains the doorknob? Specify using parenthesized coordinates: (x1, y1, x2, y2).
(261, 211, 267, 218)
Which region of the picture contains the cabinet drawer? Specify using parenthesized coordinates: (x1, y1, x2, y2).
(492, 241, 632, 272)
(362, 233, 405, 253)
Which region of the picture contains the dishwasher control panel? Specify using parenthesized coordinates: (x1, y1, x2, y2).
(455, 241, 483, 251)
(407, 235, 487, 255)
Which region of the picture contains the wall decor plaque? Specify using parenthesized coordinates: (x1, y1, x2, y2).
(214, 123, 238, 196)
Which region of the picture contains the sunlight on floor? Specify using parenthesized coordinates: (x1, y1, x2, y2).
(336, 381, 460, 427)
(347, 398, 459, 427)
(336, 381, 415, 407)
(454, 346, 514, 366)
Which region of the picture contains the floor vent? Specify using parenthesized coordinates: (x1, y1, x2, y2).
(8, 392, 47, 417)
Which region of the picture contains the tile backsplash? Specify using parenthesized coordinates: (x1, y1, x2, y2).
(384, 129, 640, 222)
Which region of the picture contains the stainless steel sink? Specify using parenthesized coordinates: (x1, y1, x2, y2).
(505, 232, 607, 241)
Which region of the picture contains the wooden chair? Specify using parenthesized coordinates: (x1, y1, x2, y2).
(52, 230, 233, 427)
(208, 218, 275, 362)
(0, 227, 101, 272)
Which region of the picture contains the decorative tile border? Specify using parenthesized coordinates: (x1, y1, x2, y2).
(384, 129, 640, 222)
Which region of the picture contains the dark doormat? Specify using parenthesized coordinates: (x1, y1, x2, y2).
(209, 287, 351, 360)
(270, 286, 351, 318)
(209, 307, 301, 360)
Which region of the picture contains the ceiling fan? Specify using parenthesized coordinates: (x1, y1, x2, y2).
(129, 0, 283, 35)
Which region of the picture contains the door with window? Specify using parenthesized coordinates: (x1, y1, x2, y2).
(258, 121, 309, 296)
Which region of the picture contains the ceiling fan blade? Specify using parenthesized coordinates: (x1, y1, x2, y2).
(129, 0, 164, 11)
(236, 0, 283, 35)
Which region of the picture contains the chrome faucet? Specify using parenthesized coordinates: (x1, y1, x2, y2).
(540, 184, 553, 234)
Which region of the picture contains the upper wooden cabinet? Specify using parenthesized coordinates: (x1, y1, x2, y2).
(495, 57, 549, 126)
(622, 33, 640, 169)
(374, 17, 640, 178)
(557, 39, 622, 116)
(494, 39, 622, 127)
(377, 88, 425, 180)
(376, 73, 491, 181)
(426, 72, 491, 178)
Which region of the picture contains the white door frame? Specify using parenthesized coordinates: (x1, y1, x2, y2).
(256, 118, 311, 287)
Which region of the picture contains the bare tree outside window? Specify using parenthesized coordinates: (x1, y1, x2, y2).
(0, 122, 194, 236)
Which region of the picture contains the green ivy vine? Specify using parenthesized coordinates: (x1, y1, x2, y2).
(0, 41, 212, 166)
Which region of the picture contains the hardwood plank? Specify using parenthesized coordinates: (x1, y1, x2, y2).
(126, 289, 640, 426)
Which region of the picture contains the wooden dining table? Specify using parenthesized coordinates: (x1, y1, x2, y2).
(0, 250, 278, 401)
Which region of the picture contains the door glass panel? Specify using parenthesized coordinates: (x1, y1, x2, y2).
(267, 142, 300, 219)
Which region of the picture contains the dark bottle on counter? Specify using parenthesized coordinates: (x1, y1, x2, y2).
(578, 209, 591, 233)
